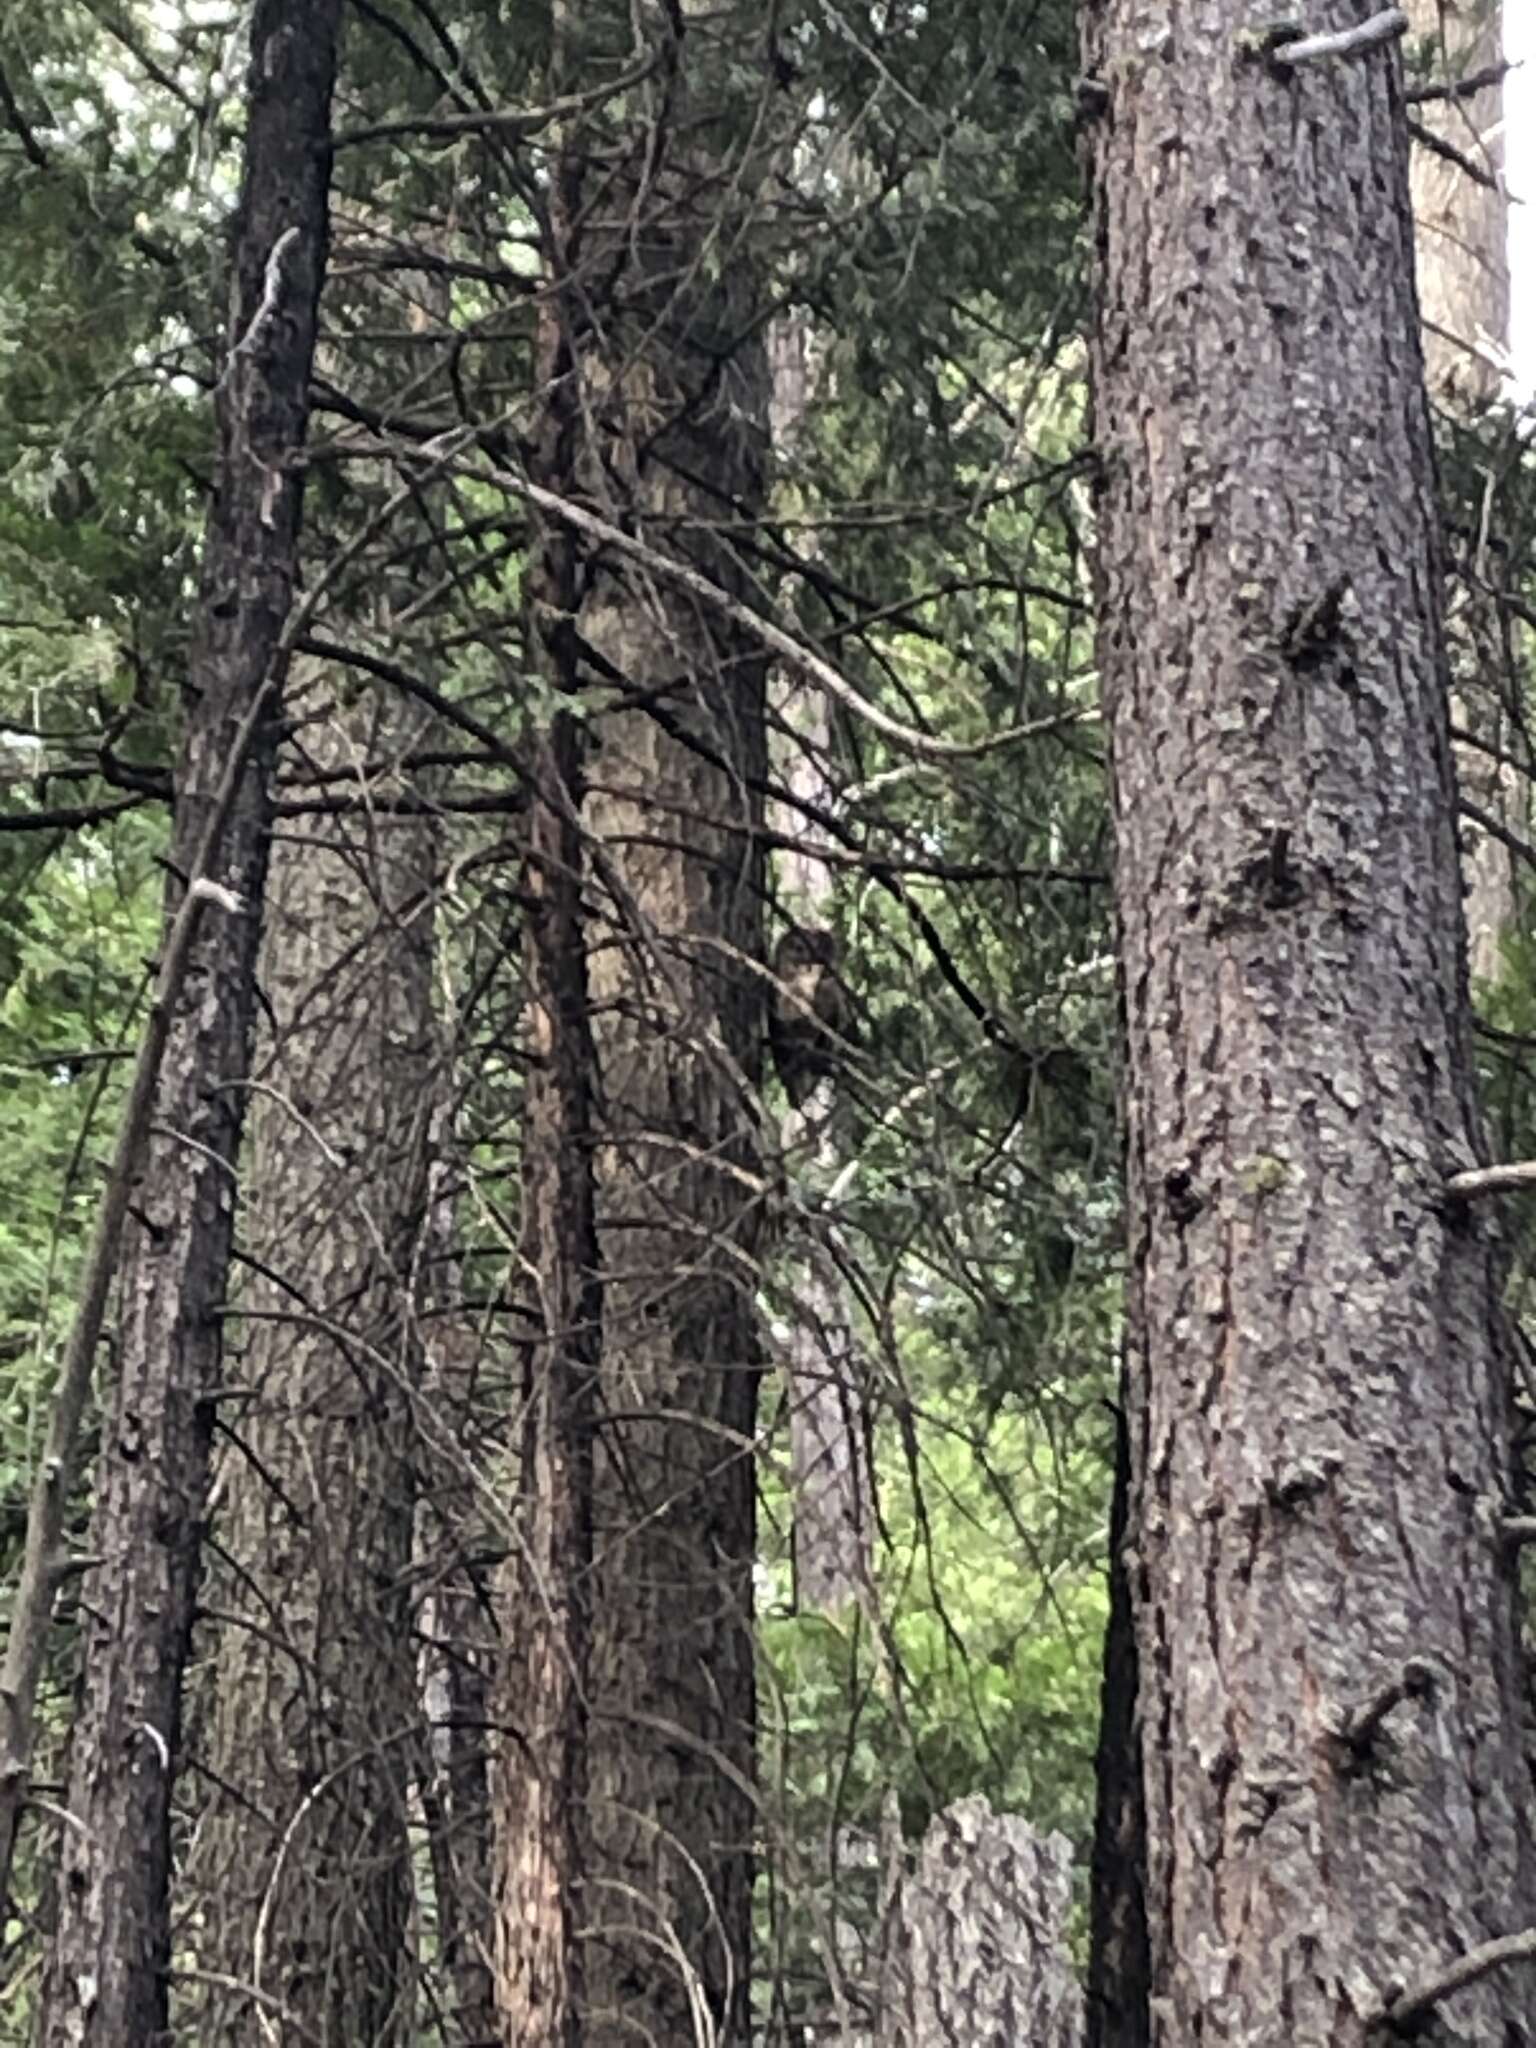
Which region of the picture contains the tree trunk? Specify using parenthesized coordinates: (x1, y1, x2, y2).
(418, 1117, 499, 2046)
(181, 684, 437, 2045)
(493, 688, 600, 2043)
(769, 319, 872, 1615)
(37, 7, 342, 2040)
(1085, 1401, 1148, 2048)
(492, 8, 772, 2041)
(1082, 3, 1536, 2041)
(1408, 0, 1509, 406)
(881, 1798, 1082, 2048)
(1406, 0, 1515, 985)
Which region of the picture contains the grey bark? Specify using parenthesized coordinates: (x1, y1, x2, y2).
(417, 1120, 499, 2046)
(1083, 1, 1536, 2041)
(768, 317, 872, 1615)
(881, 1798, 1082, 2048)
(36, 6, 343, 2039)
(182, 684, 438, 2045)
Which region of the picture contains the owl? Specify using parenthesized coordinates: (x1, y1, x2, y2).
(769, 925, 851, 1107)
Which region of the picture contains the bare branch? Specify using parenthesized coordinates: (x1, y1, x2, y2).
(1371, 1926, 1536, 2033)
(1405, 60, 1514, 107)
(462, 452, 1094, 767)
(1266, 8, 1407, 66)
(1407, 116, 1501, 192)
(332, 47, 658, 149)
(1443, 1162, 1536, 1201)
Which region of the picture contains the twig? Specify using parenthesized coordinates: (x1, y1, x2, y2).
(1499, 1516, 1536, 1546)
(1459, 795, 1536, 875)
(220, 228, 300, 388)
(0, 793, 153, 833)
(1405, 60, 1513, 107)
(1267, 8, 1406, 66)
(1370, 1926, 1536, 2032)
(1407, 116, 1501, 192)
(457, 451, 1091, 767)
(332, 46, 657, 148)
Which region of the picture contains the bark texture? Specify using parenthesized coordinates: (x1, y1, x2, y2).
(1083, 2, 1536, 2041)
(491, 6, 773, 2041)
(183, 687, 437, 2044)
(37, 7, 342, 2040)
(881, 1798, 1082, 2048)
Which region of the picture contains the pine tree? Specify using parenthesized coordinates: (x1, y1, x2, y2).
(1083, 2, 1536, 2039)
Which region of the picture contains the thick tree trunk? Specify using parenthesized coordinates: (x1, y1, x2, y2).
(182, 686, 437, 2044)
(1406, 0, 1515, 985)
(492, 9, 771, 2042)
(1082, 3, 1536, 2042)
(37, 7, 342, 2040)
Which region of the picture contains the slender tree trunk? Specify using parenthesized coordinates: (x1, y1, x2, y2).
(768, 318, 872, 1615)
(1082, 3, 1536, 2042)
(1084, 1401, 1147, 2048)
(1406, 0, 1515, 985)
(37, 7, 342, 2040)
(493, 701, 600, 2048)
(418, 1117, 499, 2045)
(774, 681, 871, 1616)
(182, 684, 437, 2045)
(1408, 0, 1509, 405)
(493, 7, 773, 2041)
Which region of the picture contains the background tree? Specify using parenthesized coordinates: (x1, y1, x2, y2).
(1407, 0, 1519, 984)
(182, 673, 439, 2045)
(492, 4, 780, 2036)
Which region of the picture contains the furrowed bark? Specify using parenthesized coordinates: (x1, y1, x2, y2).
(1082, 0, 1536, 2040)
(183, 686, 437, 2045)
(35, 6, 343, 2038)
